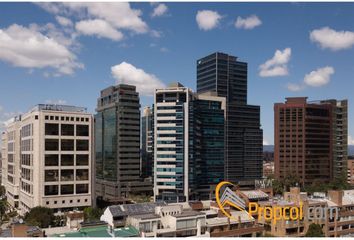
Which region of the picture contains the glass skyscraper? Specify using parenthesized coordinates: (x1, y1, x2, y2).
(95, 84, 152, 204)
(154, 83, 226, 202)
(197, 52, 263, 183)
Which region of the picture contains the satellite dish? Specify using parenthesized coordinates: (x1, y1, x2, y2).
(19, 219, 24, 224)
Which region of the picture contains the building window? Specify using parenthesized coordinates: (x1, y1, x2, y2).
(45, 170, 59, 182)
(45, 123, 59, 135)
(61, 124, 74, 136)
(76, 169, 89, 181)
(76, 140, 89, 151)
(61, 154, 74, 166)
(61, 185, 74, 195)
(76, 184, 89, 194)
(76, 125, 89, 136)
(46, 201, 49, 205)
(61, 139, 74, 151)
(45, 139, 59, 151)
(45, 154, 59, 166)
(76, 155, 89, 166)
(45, 185, 58, 196)
(61, 170, 74, 181)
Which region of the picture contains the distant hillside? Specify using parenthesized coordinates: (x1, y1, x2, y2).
(264, 145, 354, 156)
(349, 145, 354, 156)
(263, 145, 274, 152)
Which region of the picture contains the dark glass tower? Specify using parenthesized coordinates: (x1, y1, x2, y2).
(189, 95, 225, 200)
(95, 84, 152, 204)
(197, 52, 263, 183)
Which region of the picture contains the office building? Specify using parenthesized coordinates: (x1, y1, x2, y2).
(1, 116, 21, 208)
(1, 104, 93, 215)
(320, 99, 348, 179)
(95, 84, 152, 204)
(274, 97, 333, 185)
(154, 83, 225, 202)
(141, 107, 154, 179)
(196, 52, 263, 183)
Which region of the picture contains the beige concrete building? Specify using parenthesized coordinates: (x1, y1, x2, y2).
(1, 104, 93, 215)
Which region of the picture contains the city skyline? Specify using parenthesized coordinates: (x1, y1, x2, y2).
(1, 3, 354, 145)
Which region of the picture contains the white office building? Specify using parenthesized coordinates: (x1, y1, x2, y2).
(1, 104, 93, 215)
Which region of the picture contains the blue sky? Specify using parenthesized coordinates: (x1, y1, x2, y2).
(0, 2, 354, 145)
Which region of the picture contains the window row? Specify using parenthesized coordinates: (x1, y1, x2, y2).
(45, 139, 89, 151)
(45, 123, 89, 136)
(45, 115, 90, 123)
(44, 184, 89, 195)
(45, 169, 89, 182)
(45, 154, 89, 166)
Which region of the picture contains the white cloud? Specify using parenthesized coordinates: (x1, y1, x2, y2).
(310, 27, 354, 51)
(304, 66, 334, 87)
(45, 99, 67, 105)
(287, 66, 334, 92)
(111, 62, 166, 96)
(0, 24, 82, 75)
(151, 3, 168, 17)
(76, 19, 123, 41)
(287, 83, 305, 92)
(55, 16, 73, 27)
(235, 15, 262, 30)
(38, 3, 149, 34)
(259, 48, 291, 77)
(196, 10, 222, 31)
(150, 30, 162, 38)
(349, 136, 354, 145)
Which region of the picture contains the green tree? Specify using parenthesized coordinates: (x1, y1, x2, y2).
(0, 186, 6, 197)
(24, 206, 55, 228)
(0, 200, 8, 222)
(83, 207, 103, 222)
(305, 223, 324, 237)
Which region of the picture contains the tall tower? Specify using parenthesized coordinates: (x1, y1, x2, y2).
(95, 84, 152, 204)
(320, 99, 348, 179)
(196, 52, 263, 183)
(274, 97, 333, 185)
(154, 83, 225, 202)
(141, 106, 154, 179)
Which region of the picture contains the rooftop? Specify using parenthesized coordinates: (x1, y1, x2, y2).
(30, 104, 87, 113)
(108, 202, 166, 217)
(51, 225, 139, 238)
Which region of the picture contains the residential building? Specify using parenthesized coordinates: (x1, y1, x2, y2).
(154, 82, 225, 202)
(95, 84, 152, 204)
(274, 97, 333, 185)
(141, 106, 154, 180)
(0, 223, 44, 237)
(196, 52, 263, 183)
(320, 99, 348, 179)
(263, 161, 274, 178)
(51, 221, 140, 237)
(1, 104, 93, 215)
(347, 159, 354, 185)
